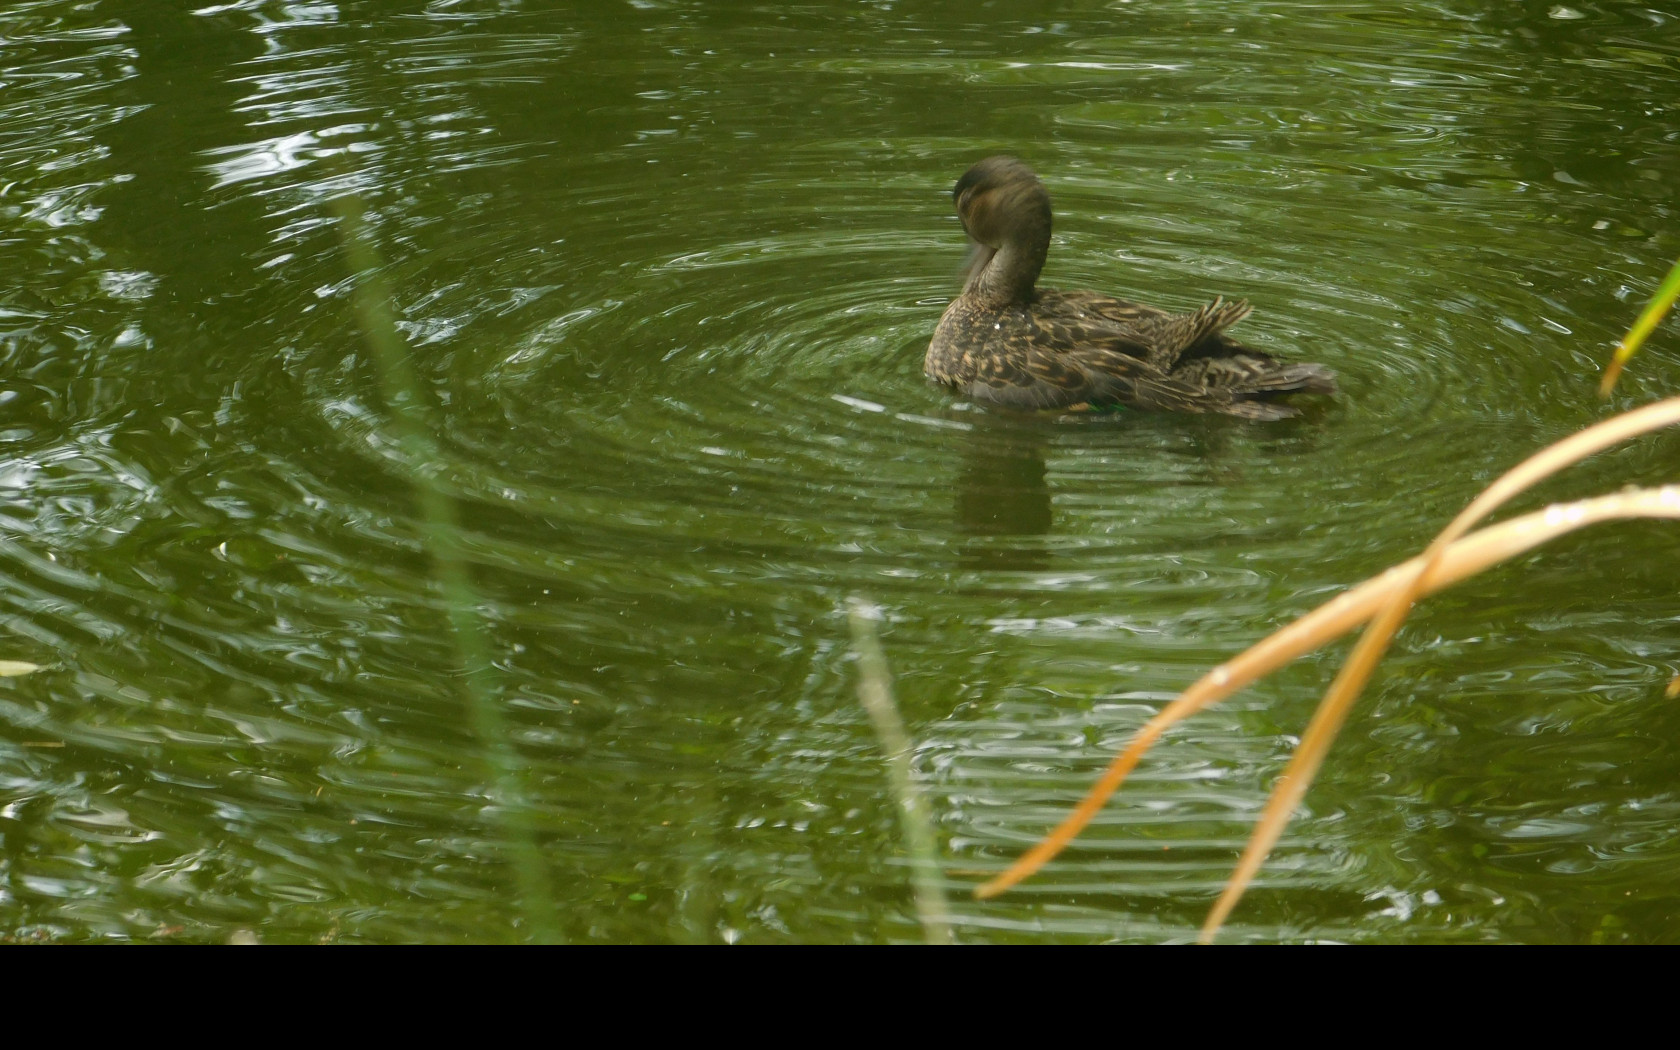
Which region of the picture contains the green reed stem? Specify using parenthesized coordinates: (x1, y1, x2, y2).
(334, 196, 560, 943)
(846, 597, 954, 945)
(1600, 255, 1680, 396)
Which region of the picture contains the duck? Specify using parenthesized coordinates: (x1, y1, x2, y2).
(925, 156, 1337, 419)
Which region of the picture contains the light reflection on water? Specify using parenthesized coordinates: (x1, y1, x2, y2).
(1, 0, 1678, 942)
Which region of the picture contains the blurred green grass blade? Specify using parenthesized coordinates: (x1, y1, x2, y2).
(1600, 255, 1680, 397)
(334, 195, 561, 943)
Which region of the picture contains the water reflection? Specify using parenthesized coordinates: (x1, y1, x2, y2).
(954, 422, 1052, 572)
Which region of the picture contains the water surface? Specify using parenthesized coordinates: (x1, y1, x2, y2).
(3, 0, 1679, 942)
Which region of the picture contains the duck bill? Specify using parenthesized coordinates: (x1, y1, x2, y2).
(961, 240, 996, 291)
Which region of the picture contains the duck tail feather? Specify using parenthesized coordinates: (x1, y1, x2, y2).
(1224, 398, 1301, 421)
(1161, 297, 1254, 370)
(1244, 363, 1338, 394)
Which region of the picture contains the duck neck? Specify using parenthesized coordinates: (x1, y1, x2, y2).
(967, 224, 1048, 307)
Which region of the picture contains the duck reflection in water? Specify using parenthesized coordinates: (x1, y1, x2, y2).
(955, 422, 1053, 573)
(927, 156, 1336, 419)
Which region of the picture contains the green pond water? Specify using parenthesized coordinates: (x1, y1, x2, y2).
(3, 0, 1679, 943)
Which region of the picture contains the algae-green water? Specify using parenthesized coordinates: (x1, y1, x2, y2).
(3, 0, 1679, 942)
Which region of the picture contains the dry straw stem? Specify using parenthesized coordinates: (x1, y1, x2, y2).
(976, 398, 1680, 926)
(1200, 395, 1680, 939)
(975, 485, 1680, 904)
(848, 597, 955, 945)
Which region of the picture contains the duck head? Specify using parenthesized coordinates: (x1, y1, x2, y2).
(953, 156, 1052, 305)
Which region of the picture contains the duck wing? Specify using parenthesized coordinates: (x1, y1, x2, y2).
(1031, 346, 1309, 419)
(964, 336, 1331, 419)
(1057, 291, 1338, 414)
(970, 332, 1278, 416)
(965, 339, 1154, 411)
(933, 289, 1334, 417)
(964, 301, 1269, 413)
(1039, 291, 1253, 370)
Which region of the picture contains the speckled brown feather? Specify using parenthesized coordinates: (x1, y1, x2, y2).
(926, 157, 1337, 419)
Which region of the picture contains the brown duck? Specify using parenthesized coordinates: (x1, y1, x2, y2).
(926, 156, 1337, 419)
